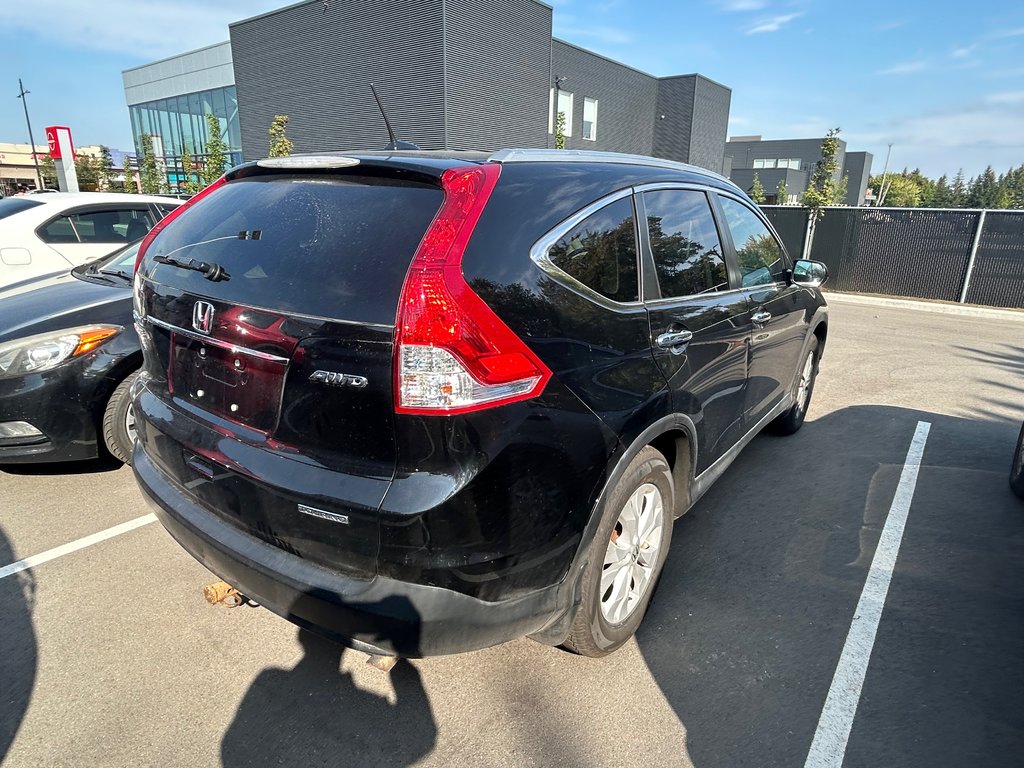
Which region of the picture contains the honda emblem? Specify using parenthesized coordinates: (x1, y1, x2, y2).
(192, 301, 214, 334)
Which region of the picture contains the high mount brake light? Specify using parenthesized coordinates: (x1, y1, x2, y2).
(133, 175, 228, 275)
(394, 164, 552, 415)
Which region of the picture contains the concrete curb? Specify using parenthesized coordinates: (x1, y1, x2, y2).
(823, 291, 1024, 321)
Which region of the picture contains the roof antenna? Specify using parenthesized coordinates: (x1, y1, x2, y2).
(369, 83, 419, 151)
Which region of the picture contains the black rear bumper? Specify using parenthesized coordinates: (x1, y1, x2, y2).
(134, 447, 578, 656)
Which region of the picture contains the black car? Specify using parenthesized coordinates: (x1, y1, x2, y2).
(0, 242, 141, 464)
(132, 149, 829, 658)
(1011, 422, 1024, 499)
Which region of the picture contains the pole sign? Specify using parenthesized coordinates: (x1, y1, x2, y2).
(45, 125, 79, 192)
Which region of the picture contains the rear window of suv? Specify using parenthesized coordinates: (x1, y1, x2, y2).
(142, 175, 444, 325)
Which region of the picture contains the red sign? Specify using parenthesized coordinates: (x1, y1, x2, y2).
(45, 125, 73, 160)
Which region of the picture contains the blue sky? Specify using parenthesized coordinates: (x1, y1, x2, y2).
(2, 0, 1022, 180)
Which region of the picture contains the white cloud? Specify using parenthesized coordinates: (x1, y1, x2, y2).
(991, 26, 1024, 39)
(952, 45, 976, 59)
(985, 91, 1024, 105)
(718, 0, 768, 11)
(6, 1, 294, 56)
(746, 13, 802, 35)
(876, 60, 929, 75)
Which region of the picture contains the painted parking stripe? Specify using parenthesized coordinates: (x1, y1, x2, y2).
(804, 420, 931, 767)
(0, 513, 157, 581)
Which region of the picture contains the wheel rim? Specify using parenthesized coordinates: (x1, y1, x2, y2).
(795, 351, 815, 414)
(600, 482, 664, 625)
(124, 402, 137, 445)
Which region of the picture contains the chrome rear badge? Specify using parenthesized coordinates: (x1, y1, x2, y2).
(309, 370, 368, 388)
(192, 301, 214, 333)
(297, 504, 350, 525)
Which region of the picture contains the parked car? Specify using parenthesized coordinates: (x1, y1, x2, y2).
(131, 149, 829, 658)
(0, 241, 141, 464)
(1011, 422, 1024, 499)
(0, 193, 180, 290)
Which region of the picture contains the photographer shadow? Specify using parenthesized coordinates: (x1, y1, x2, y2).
(221, 595, 436, 768)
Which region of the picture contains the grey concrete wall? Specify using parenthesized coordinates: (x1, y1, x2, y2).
(230, 0, 447, 159)
(842, 151, 873, 206)
(551, 39, 658, 155)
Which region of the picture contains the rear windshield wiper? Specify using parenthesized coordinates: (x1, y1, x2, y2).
(154, 255, 231, 282)
(99, 268, 134, 282)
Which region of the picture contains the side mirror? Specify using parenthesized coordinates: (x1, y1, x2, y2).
(792, 259, 828, 288)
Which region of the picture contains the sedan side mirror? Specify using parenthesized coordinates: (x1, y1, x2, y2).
(792, 259, 828, 288)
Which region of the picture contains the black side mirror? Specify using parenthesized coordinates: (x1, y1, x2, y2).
(792, 259, 829, 288)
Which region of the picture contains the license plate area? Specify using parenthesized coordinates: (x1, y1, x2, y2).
(169, 333, 287, 433)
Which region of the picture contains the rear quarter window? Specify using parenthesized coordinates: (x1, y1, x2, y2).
(0, 198, 43, 220)
(142, 175, 444, 325)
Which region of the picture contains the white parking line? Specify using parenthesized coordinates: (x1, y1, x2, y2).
(0, 514, 157, 581)
(804, 420, 931, 768)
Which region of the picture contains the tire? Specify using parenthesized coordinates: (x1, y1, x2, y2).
(563, 446, 674, 658)
(770, 335, 820, 436)
(102, 371, 140, 465)
(1010, 422, 1024, 500)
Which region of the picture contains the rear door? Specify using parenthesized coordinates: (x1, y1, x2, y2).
(715, 193, 807, 427)
(639, 186, 751, 474)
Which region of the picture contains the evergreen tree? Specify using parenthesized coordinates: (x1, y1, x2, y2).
(949, 170, 967, 208)
(203, 113, 228, 185)
(750, 172, 766, 203)
(268, 115, 294, 157)
(931, 174, 951, 207)
(967, 166, 1000, 208)
(97, 146, 115, 191)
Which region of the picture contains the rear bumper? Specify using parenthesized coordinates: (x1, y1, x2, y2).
(134, 446, 579, 656)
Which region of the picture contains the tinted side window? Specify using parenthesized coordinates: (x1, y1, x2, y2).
(39, 216, 79, 243)
(548, 196, 639, 303)
(73, 209, 155, 243)
(719, 197, 786, 287)
(0, 198, 43, 220)
(643, 189, 728, 298)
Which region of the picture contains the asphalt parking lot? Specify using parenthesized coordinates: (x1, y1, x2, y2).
(2, 296, 1023, 768)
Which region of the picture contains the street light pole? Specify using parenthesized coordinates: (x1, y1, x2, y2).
(876, 143, 893, 206)
(16, 78, 43, 190)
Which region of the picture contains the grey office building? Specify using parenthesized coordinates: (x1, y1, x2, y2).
(724, 135, 872, 206)
(123, 0, 731, 191)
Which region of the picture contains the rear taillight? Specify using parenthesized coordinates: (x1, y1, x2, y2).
(133, 175, 229, 275)
(394, 164, 551, 415)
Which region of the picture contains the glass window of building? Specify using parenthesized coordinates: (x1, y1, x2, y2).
(583, 98, 598, 141)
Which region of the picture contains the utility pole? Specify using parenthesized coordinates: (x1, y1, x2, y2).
(876, 143, 893, 206)
(16, 78, 43, 190)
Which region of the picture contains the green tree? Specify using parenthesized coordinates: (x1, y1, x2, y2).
(75, 154, 99, 191)
(139, 134, 164, 194)
(554, 111, 567, 150)
(967, 166, 1001, 208)
(268, 114, 294, 157)
(203, 113, 228, 184)
(750, 172, 766, 203)
(776, 179, 788, 205)
(122, 155, 136, 193)
(931, 174, 951, 207)
(179, 145, 201, 195)
(949, 170, 968, 207)
(881, 175, 922, 207)
(801, 127, 844, 219)
(96, 146, 115, 191)
(39, 155, 57, 188)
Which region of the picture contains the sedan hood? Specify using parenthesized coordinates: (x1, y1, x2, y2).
(0, 269, 133, 343)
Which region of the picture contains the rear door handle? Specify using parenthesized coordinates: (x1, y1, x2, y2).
(751, 310, 772, 325)
(655, 330, 694, 349)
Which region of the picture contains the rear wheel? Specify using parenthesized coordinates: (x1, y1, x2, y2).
(563, 446, 673, 658)
(771, 335, 820, 436)
(1010, 422, 1024, 500)
(102, 371, 140, 465)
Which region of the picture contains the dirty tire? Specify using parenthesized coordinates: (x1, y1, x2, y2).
(563, 446, 673, 658)
(102, 371, 139, 465)
(770, 335, 820, 436)
(1010, 422, 1024, 500)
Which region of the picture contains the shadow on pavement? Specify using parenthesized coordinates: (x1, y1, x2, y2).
(0, 524, 38, 763)
(637, 405, 1024, 766)
(221, 595, 436, 768)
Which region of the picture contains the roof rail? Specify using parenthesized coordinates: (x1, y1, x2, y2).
(488, 148, 730, 183)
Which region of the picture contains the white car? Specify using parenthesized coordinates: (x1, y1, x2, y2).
(0, 193, 181, 289)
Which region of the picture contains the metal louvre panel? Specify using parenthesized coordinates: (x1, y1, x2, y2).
(444, 0, 552, 150)
(687, 77, 731, 173)
(965, 212, 1024, 308)
(652, 77, 694, 163)
(551, 39, 659, 156)
(230, 0, 446, 160)
(811, 209, 978, 301)
(760, 206, 808, 261)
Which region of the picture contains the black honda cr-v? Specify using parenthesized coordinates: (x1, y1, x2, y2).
(131, 149, 829, 658)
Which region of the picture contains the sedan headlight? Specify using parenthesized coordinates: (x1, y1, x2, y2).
(0, 325, 122, 379)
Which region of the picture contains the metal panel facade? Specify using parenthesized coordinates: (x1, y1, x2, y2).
(652, 76, 694, 164)
(445, 0, 552, 151)
(551, 40, 659, 155)
(123, 42, 235, 106)
(841, 151, 873, 206)
(687, 76, 731, 173)
(230, 0, 447, 159)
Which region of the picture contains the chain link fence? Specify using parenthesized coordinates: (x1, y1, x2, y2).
(761, 206, 1024, 309)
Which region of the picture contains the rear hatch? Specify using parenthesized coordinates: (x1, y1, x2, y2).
(134, 162, 447, 577)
